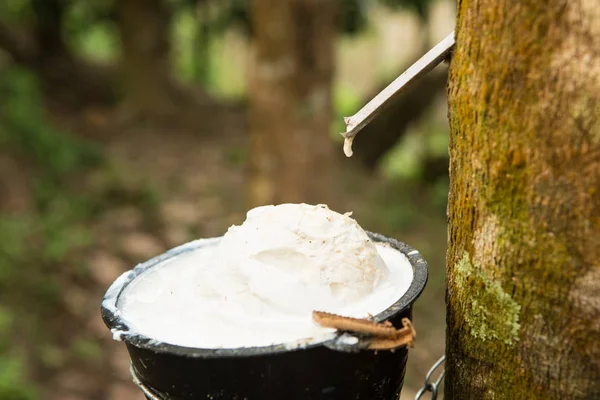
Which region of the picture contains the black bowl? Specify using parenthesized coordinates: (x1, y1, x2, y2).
(101, 231, 428, 400)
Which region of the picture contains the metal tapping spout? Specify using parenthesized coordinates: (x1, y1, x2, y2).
(340, 31, 456, 157)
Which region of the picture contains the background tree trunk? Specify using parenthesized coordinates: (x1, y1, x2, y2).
(246, 0, 338, 208)
(117, 0, 177, 117)
(446, 1, 600, 399)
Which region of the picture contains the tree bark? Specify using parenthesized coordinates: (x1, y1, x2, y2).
(446, 1, 600, 399)
(117, 0, 178, 117)
(246, 0, 338, 207)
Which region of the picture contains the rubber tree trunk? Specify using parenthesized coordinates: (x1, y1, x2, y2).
(247, 0, 337, 207)
(446, 1, 600, 399)
(117, 0, 177, 117)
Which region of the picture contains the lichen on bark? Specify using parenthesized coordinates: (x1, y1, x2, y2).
(454, 252, 520, 345)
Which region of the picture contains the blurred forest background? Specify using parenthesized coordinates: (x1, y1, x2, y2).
(0, 0, 454, 398)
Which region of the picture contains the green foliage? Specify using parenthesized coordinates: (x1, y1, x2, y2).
(371, 183, 418, 231)
(430, 175, 449, 209)
(207, 0, 252, 36)
(0, 214, 81, 312)
(169, 0, 430, 39)
(173, 7, 248, 97)
(340, 0, 369, 35)
(0, 68, 103, 180)
(0, 0, 33, 21)
(72, 338, 102, 361)
(0, 308, 38, 400)
(67, 20, 120, 63)
(426, 125, 450, 157)
(223, 147, 247, 166)
(381, 104, 449, 186)
(382, 129, 427, 180)
(64, 0, 116, 32)
(173, 9, 203, 84)
(332, 85, 362, 140)
(378, 0, 434, 19)
(0, 66, 105, 398)
(0, 357, 38, 400)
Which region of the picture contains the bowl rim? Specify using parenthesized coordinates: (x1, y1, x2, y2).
(101, 231, 428, 358)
